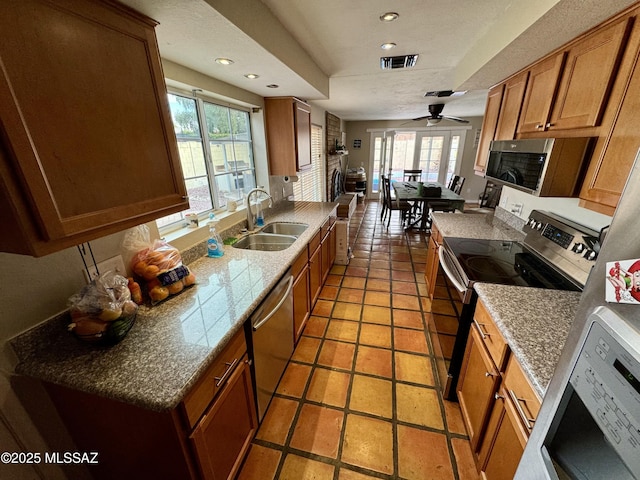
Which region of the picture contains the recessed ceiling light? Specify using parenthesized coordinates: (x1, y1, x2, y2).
(215, 57, 234, 65)
(244, 73, 260, 79)
(266, 84, 279, 88)
(381, 42, 397, 50)
(380, 12, 399, 22)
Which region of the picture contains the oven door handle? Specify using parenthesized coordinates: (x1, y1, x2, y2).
(438, 246, 467, 294)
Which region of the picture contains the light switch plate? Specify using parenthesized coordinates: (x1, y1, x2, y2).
(83, 254, 127, 283)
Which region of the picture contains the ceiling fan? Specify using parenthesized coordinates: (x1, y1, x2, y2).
(413, 103, 469, 125)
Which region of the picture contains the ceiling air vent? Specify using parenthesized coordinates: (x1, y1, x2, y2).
(380, 54, 418, 70)
(425, 90, 454, 97)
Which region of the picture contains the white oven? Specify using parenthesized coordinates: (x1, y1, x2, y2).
(517, 306, 640, 479)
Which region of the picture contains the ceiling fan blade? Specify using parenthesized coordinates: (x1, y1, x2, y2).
(412, 115, 429, 121)
(443, 115, 469, 123)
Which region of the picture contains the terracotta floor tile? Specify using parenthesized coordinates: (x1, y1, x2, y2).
(337, 288, 365, 304)
(350, 374, 392, 418)
(364, 291, 391, 307)
(372, 245, 390, 253)
(393, 309, 424, 329)
(369, 259, 390, 270)
(368, 268, 390, 279)
(342, 277, 367, 289)
(255, 397, 299, 445)
(359, 323, 391, 348)
(289, 404, 344, 459)
(366, 278, 391, 292)
(351, 248, 370, 259)
(390, 245, 409, 253)
(391, 252, 412, 262)
(338, 468, 382, 480)
(291, 336, 321, 363)
(346, 266, 368, 277)
(319, 285, 339, 300)
(324, 274, 343, 286)
(370, 251, 390, 260)
(341, 414, 394, 475)
(444, 400, 469, 436)
(394, 327, 430, 354)
(432, 297, 458, 316)
(362, 305, 391, 325)
(397, 425, 454, 480)
(236, 444, 281, 480)
(392, 261, 413, 271)
(306, 368, 351, 408)
(279, 454, 335, 480)
(325, 319, 359, 343)
(421, 296, 433, 312)
(317, 339, 355, 370)
(348, 258, 370, 268)
(393, 293, 421, 311)
(354, 345, 393, 378)
(330, 265, 347, 275)
(417, 282, 428, 297)
(392, 281, 418, 296)
(312, 299, 334, 317)
(332, 302, 362, 321)
(452, 438, 481, 480)
(276, 362, 312, 398)
(302, 316, 329, 338)
(395, 352, 435, 386)
(396, 383, 444, 429)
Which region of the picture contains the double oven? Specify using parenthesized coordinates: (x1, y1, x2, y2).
(430, 210, 600, 400)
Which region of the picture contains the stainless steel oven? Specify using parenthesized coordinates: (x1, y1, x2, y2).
(431, 210, 600, 400)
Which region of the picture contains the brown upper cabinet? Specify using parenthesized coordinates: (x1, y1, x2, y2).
(265, 97, 312, 176)
(0, 0, 188, 257)
(474, 84, 504, 174)
(494, 71, 529, 140)
(518, 16, 631, 133)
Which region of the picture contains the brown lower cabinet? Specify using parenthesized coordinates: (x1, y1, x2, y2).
(457, 300, 541, 479)
(42, 328, 256, 480)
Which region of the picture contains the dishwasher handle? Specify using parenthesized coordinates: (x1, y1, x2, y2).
(438, 245, 466, 294)
(252, 275, 294, 331)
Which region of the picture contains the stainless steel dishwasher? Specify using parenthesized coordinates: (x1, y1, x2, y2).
(249, 270, 294, 421)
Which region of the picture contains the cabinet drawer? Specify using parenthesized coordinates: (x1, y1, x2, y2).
(321, 215, 336, 239)
(182, 328, 247, 428)
(503, 355, 541, 435)
(473, 300, 509, 371)
(291, 247, 309, 278)
(309, 229, 321, 254)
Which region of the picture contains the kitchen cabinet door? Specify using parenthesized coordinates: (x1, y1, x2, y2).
(425, 233, 439, 300)
(457, 326, 501, 450)
(494, 71, 528, 140)
(517, 53, 565, 134)
(309, 244, 323, 308)
(549, 17, 631, 131)
(0, 0, 188, 256)
(579, 28, 640, 215)
(265, 97, 312, 175)
(474, 85, 504, 174)
(321, 222, 336, 282)
(190, 357, 257, 480)
(293, 265, 310, 344)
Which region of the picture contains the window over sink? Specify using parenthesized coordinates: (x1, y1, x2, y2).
(156, 92, 257, 231)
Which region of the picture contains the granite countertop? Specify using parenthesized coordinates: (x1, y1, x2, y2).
(431, 211, 525, 241)
(11, 201, 337, 412)
(473, 283, 582, 398)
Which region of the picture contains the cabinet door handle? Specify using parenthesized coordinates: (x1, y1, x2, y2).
(508, 389, 536, 430)
(485, 371, 497, 378)
(214, 358, 239, 387)
(536, 124, 544, 129)
(473, 319, 491, 339)
(545, 122, 555, 128)
(495, 392, 504, 400)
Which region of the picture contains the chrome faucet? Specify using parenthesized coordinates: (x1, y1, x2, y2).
(245, 187, 273, 231)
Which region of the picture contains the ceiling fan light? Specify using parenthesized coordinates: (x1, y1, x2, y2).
(380, 12, 399, 22)
(428, 118, 442, 125)
(381, 42, 396, 50)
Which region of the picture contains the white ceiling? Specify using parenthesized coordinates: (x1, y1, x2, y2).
(120, 0, 637, 122)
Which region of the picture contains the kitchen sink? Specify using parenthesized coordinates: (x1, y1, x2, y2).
(233, 233, 297, 251)
(261, 222, 309, 237)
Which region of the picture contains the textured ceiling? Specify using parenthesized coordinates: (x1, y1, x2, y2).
(120, 0, 637, 122)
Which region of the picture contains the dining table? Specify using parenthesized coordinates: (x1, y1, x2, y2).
(392, 180, 465, 230)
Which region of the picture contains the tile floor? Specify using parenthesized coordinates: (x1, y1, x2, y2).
(237, 201, 479, 480)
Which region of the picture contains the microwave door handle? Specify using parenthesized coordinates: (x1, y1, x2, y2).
(438, 246, 466, 294)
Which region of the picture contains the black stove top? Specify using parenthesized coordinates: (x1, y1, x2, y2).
(443, 237, 582, 292)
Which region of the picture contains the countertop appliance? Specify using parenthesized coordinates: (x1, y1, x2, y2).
(517, 151, 640, 479)
(246, 270, 294, 422)
(434, 210, 601, 400)
(486, 138, 591, 196)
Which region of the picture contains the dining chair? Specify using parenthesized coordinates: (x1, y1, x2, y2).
(382, 176, 413, 227)
(403, 169, 422, 182)
(425, 176, 465, 230)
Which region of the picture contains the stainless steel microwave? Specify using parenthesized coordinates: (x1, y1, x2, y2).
(485, 138, 592, 197)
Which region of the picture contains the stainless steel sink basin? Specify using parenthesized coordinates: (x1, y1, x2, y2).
(233, 233, 297, 251)
(261, 222, 309, 237)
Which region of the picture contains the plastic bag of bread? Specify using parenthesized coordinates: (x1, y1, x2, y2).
(67, 271, 138, 345)
(122, 225, 196, 304)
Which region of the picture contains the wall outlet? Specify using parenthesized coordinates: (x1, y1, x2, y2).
(83, 255, 127, 283)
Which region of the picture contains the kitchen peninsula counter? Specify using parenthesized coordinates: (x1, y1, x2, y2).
(474, 283, 582, 398)
(11, 201, 337, 412)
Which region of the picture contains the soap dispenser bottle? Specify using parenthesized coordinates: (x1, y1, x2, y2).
(207, 213, 224, 258)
